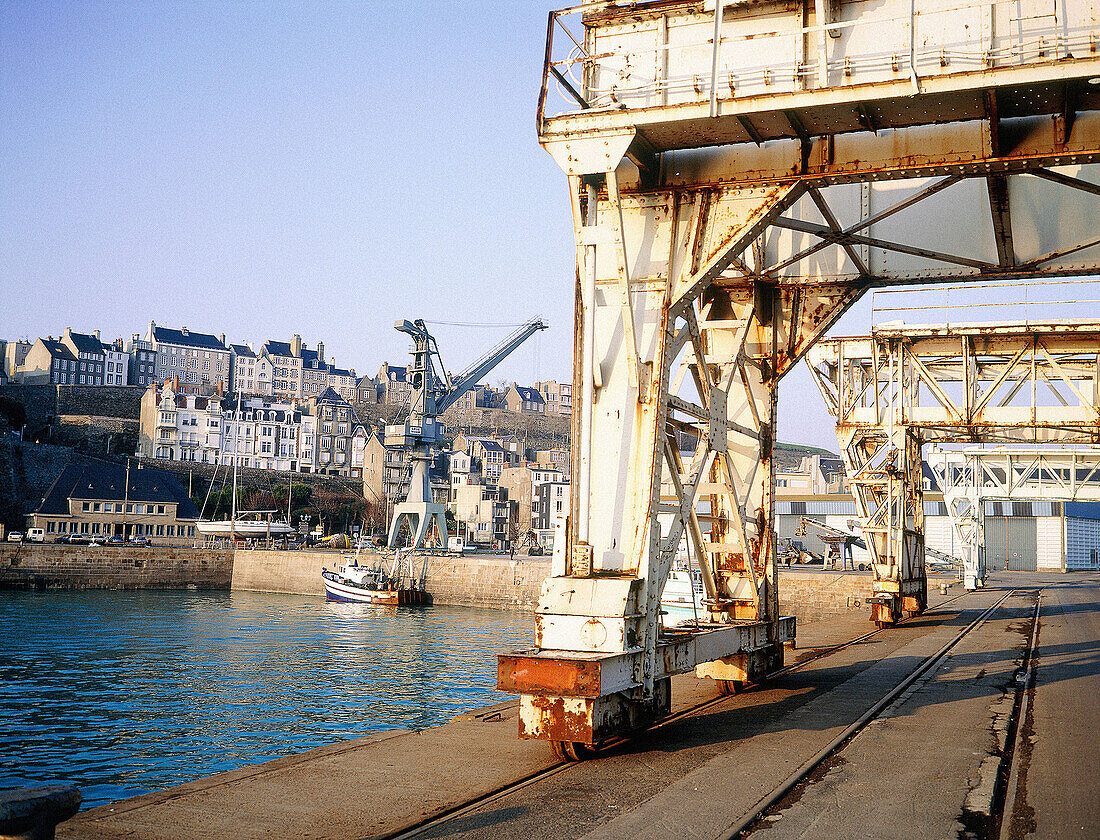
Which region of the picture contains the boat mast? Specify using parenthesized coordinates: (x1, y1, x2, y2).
(230, 392, 238, 543)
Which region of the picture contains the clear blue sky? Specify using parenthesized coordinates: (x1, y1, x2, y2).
(3, 3, 1089, 453)
(1, 2, 574, 387)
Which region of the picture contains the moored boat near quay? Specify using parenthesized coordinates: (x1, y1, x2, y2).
(321, 551, 431, 606)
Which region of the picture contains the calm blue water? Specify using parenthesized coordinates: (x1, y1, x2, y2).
(0, 589, 533, 810)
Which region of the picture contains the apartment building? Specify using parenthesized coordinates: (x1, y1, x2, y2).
(536, 380, 573, 417)
(17, 338, 80, 384)
(147, 322, 231, 391)
(450, 384, 495, 412)
(125, 336, 157, 387)
(261, 335, 357, 402)
(307, 387, 366, 477)
(138, 382, 223, 463)
(377, 362, 412, 407)
(2, 340, 31, 382)
(452, 434, 508, 480)
(139, 382, 317, 473)
(534, 448, 571, 478)
(451, 483, 513, 548)
(355, 375, 380, 405)
(229, 344, 274, 396)
(504, 384, 546, 414)
(103, 339, 129, 385)
(534, 480, 570, 531)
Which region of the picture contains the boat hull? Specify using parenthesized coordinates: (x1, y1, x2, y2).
(321, 573, 430, 606)
(195, 520, 295, 537)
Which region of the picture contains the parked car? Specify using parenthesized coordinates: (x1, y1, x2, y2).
(64, 534, 91, 545)
(26, 528, 45, 543)
(105, 536, 126, 545)
(6, 532, 24, 543)
(129, 537, 150, 546)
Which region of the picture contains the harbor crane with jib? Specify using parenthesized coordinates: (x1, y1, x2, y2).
(385, 317, 548, 549)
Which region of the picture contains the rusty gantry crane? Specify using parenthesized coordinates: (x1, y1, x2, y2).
(497, 0, 1100, 755)
(807, 321, 1100, 614)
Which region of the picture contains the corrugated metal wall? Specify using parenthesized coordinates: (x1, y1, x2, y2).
(924, 517, 956, 557)
(1035, 518, 1065, 570)
(986, 517, 1038, 571)
(1066, 518, 1100, 570)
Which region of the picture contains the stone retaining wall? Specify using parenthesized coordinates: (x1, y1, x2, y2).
(230, 551, 871, 620)
(0, 544, 232, 590)
(231, 549, 551, 610)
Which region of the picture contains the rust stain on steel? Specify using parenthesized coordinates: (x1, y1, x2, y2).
(520, 695, 593, 742)
(497, 655, 601, 698)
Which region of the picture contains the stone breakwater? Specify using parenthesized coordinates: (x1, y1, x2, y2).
(0, 544, 232, 591)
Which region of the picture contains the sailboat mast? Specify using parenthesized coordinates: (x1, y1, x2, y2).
(230, 393, 238, 543)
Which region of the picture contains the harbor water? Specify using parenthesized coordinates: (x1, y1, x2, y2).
(0, 589, 533, 809)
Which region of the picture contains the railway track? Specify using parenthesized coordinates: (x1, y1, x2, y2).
(384, 588, 1027, 840)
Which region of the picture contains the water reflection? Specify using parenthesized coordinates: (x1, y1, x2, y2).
(0, 590, 533, 809)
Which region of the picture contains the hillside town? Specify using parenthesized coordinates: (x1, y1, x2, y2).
(0, 319, 852, 554)
(0, 319, 578, 550)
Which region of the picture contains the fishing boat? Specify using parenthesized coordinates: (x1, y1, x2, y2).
(321, 550, 431, 605)
(661, 565, 706, 625)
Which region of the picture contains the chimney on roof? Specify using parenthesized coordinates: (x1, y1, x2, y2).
(181, 327, 188, 336)
(219, 333, 225, 346)
(291, 335, 302, 357)
(317, 342, 325, 364)
(93, 329, 100, 340)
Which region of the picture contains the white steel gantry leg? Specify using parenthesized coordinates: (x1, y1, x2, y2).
(501, 0, 1100, 751)
(499, 165, 872, 750)
(928, 449, 986, 589)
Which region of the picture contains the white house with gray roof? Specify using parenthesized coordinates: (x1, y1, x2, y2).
(229, 344, 273, 397)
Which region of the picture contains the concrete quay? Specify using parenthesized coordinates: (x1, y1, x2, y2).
(58, 572, 1098, 840)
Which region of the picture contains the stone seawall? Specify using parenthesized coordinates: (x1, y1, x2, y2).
(231, 549, 550, 610)
(230, 549, 332, 596)
(230, 551, 870, 620)
(426, 553, 550, 611)
(0, 544, 232, 590)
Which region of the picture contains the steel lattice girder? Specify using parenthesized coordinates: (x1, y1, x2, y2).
(928, 445, 1100, 578)
(808, 325, 1100, 592)
(500, 0, 1100, 745)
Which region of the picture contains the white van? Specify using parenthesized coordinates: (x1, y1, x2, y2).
(26, 528, 45, 543)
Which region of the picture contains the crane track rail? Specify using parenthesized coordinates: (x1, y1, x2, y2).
(382, 587, 979, 840)
(725, 588, 1028, 838)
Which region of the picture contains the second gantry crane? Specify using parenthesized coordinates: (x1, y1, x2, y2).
(385, 317, 547, 549)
